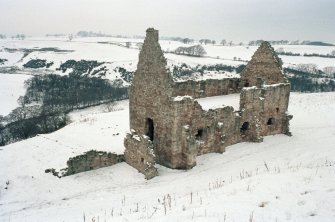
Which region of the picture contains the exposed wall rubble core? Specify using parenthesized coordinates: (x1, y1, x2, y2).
(124, 132, 158, 179)
(64, 150, 125, 176)
(124, 28, 292, 179)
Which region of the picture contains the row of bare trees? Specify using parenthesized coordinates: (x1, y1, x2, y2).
(174, 45, 207, 57)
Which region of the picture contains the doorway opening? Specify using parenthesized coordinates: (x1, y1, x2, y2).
(195, 128, 204, 140)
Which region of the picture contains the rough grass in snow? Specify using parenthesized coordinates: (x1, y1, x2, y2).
(0, 92, 335, 222)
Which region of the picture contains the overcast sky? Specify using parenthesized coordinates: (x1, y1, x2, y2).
(0, 0, 334, 43)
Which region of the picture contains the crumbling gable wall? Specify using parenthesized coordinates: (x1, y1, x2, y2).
(240, 42, 287, 87)
(129, 28, 173, 135)
(127, 28, 189, 172)
(128, 28, 176, 168)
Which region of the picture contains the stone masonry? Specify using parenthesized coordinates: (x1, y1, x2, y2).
(124, 28, 292, 179)
(64, 150, 124, 176)
(173, 78, 240, 98)
(124, 133, 158, 179)
(240, 41, 286, 87)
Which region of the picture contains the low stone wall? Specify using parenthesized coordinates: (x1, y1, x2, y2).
(173, 78, 240, 98)
(64, 150, 124, 176)
(124, 132, 158, 179)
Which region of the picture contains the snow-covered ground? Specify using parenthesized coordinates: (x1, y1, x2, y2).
(0, 38, 140, 83)
(1, 37, 335, 70)
(1, 36, 335, 221)
(1, 92, 335, 222)
(196, 93, 240, 111)
(1, 37, 334, 113)
(0, 73, 31, 116)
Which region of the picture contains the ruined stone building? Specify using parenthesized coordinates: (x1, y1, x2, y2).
(124, 28, 292, 179)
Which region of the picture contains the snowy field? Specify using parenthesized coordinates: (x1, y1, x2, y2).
(1, 92, 335, 222)
(1, 36, 335, 221)
(1, 37, 335, 70)
(196, 93, 240, 111)
(0, 73, 31, 116)
(1, 36, 334, 118)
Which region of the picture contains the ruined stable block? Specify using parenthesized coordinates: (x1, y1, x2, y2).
(124, 28, 292, 179)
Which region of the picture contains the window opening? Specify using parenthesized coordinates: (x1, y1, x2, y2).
(267, 118, 275, 125)
(145, 118, 154, 141)
(195, 128, 204, 140)
(244, 80, 250, 87)
(240, 122, 250, 133)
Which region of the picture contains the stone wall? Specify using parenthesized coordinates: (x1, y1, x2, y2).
(125, 28, 292, 179)
(124, 132, 158, 179)
(165, 97, 241, 169)
(150, 80, 292, 170)
(64, 150, 124, 176)
(129, 28, 173, 141)
(240, 41, 287, 87)
(173, 78, 240, 98)
(239, 82, 292, 140)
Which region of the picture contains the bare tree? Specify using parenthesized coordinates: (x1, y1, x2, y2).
(323, 66, 335, 76)
(175, 46, 188, 55)
(220, 40, 226, 46)
(16, 34, 26, 40)
(136, 42, 143, 50)
(248, 40, 255, 46)
(191, 45, 207, 56)
(296, 63, 319, 74)
(276, 47, 284, 53)
(68, 34, 73, 41)
(175, 45, 206, 57)
(204, 39, 212, 45)
(290, 40, 300, 45)
(182, 38, 193, 44)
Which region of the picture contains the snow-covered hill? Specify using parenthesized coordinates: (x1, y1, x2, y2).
(0, 73, 30, 116)
(1, 37, 335, 117)
(1, 37, 335, 72)
(1, 92, 335, 222)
